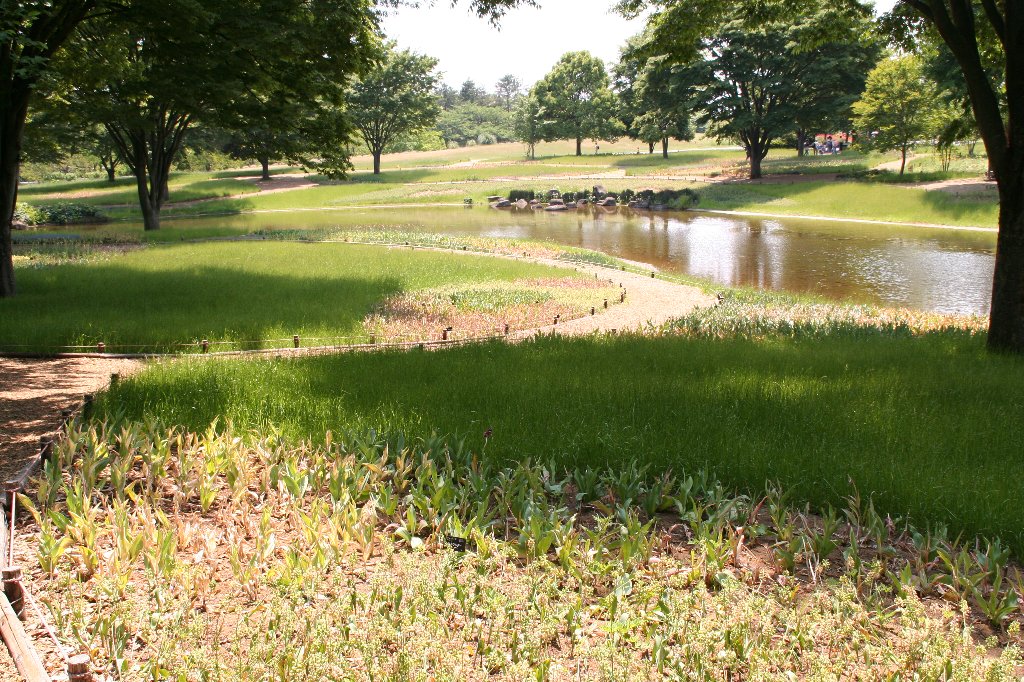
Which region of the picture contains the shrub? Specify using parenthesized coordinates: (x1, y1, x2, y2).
(476, 133, 498, 146)
(636, 188, 699, 210)
(13, 203, 43, 227)
(507, 189, 535, 202)
(31, 202, 108, 226)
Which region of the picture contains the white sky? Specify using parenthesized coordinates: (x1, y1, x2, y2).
(382, 0, 899, 91)
(381, 1, 647, 90)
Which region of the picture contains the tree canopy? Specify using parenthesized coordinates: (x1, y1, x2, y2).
(534, 51, 622, 156)
(348, 44, 441, 174)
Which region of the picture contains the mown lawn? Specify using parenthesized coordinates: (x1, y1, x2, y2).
(98, 325, 1024, 552)
(0, 241, 580, 352)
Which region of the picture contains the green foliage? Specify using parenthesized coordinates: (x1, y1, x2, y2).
(534, 52, 624, 155)
(348, 43, 442, 172)
(437, 103, 514, 147)
(853, 55, 942, 175)
(512, 95, 545, 159)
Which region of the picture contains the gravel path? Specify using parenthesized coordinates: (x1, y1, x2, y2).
(521, 263, 715, 338)
(0, 357, 140, 483)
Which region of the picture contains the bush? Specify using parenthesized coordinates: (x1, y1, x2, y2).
(636, 188, 699, 210)
(26, 202, 108, 226)
(476, 133, 498, 146)
(508, 189, 535, 202)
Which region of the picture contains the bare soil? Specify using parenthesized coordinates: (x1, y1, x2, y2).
(0, 357, 140, 483)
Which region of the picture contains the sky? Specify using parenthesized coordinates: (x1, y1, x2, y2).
(382, 0, 899, 91)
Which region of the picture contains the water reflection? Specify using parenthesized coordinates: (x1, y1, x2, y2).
(148, 206, 997, 315)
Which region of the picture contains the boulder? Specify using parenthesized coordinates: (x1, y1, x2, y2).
(487, 195, 503, 202)
(515, 199, 529, 209)
(545, 204, 568, 211)
(491, 199, 512, 208)
(549, 198, 565, 206)
(599, 197, 617, 207)
(565, 201, 578, 209)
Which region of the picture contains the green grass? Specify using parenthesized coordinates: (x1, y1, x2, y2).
(0, 241, 576, 352)
(97, 325, 1024, 553)
(694, 180, 998, 227)
(20, 173, 260, 208)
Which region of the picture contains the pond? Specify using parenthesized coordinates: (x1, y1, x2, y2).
(140, 206, 998, 315)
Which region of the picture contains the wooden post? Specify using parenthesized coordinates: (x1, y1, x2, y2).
(293, 335, 300, 349)
(0, 592, 50, 682)
(442, 329, 448, 341)
(603, 299, 608, 309)
(201, 339, 209, 353)
(504, 323, 509, 336)
(38, 437, 53, 463)
(2, 569, 23, 621)
(67, 653, 92, 682)
(590, 307, 595, 316)
(96, 342, 105, 353)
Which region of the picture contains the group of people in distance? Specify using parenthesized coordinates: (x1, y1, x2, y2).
(809, 135, 845, 155)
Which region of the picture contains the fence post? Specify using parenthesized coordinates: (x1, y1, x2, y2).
(293, 335, 300, 349)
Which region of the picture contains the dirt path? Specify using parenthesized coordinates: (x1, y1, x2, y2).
(0, 357, 140, 483)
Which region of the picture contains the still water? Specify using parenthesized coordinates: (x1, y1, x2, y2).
(153, 206, 997, 315)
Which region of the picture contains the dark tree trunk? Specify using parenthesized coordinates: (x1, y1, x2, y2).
(373, 150, 382, 175)
(662, 137, 669, 158)
(576, 137, 582, 157)
(107, 109, 191, 233)
(106, 164, 116, 183)
(988, 169, 1024, 351)
(899, 145, 908, 176)
(0, 90, 30, 298)
(745, 133, 767, 180)
(648, 142, 655, 154)
(260, 157, 270, 181)
(100, 152, 118, 183)
(796, 129, 806, 156)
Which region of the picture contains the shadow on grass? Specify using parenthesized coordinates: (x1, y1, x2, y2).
(2, 257, 403, 351)
(100, 331, 1024, 552)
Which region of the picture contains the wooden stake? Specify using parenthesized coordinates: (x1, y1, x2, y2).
(293, 335, 300, 349)
(96, 342, 105, 353)
(67, 653, 92, 682)
(201, 339, 209, 353)
(0, 592, 50, 682)
(2, 569, 23, 620)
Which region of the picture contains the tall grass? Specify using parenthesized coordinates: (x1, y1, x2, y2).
(98, 325, 1024, 552)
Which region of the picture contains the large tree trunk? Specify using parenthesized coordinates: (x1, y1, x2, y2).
(796, 129, 806, 156)
(576, 137, 582, 156)
(106, 164, 116, 183)
(648, 142, 655, 154)
(373, 150, 382, 174)
(0, 90, 30, 298)
(662, 137, 669, 159)
(988, 170, 1024, 351)
(746, 134, 766, 180)
(899, 145, 908, 176)
(260, 156, 270, 181)
(107, 110, 191, 233)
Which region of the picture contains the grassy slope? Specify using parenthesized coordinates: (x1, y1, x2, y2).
(23, 143, 998, 229)
(99, 330, 1024, 552)
(0, 241, 575, 351)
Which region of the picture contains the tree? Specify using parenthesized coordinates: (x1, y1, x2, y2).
(436, 84, 460, 111)
(512, 93, 544, 159)
(788, 8, 881, 155)
(0, 0, 518, 297)
(45, 0, 379, 231)
(852, 55, 940, 176)
(495, 74, 522, 110)
(617, 41, 696, 158)
(1, 0, 95, 296)
(460, 79, 486, 104)
(534, 51, 623, 156)
(609, 0, 1024, 351)
(349, 45, 441, 174)
(693, 18, 804, 179)
(437, 103, 513, 146)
